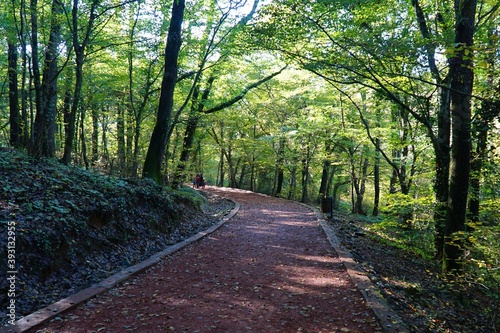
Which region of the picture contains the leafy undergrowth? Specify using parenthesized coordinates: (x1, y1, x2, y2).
(0, 149, 234, 326)
(329, 211, 498, 333)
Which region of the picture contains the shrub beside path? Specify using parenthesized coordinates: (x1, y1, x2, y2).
(25, 187, 389, 332)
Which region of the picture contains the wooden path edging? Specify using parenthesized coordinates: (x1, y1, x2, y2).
(0, 200, 240, 333)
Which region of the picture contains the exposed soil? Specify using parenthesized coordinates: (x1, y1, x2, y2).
(25, 187, 383, 333)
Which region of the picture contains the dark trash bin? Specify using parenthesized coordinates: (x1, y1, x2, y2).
(321, 197, 333, 217)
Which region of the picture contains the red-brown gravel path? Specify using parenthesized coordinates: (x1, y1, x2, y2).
(28, 187, 382, 333)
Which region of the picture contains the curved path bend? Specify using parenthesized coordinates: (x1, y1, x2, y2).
(27, 187, 383, 333)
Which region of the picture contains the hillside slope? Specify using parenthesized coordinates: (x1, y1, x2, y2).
(0, 149, 234, 324)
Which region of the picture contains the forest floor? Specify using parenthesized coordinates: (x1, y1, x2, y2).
(330, 213, 495, 333)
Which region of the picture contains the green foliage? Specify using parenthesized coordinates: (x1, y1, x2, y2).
(381, 193, 434, 226)
(478, 198, 500, 226)
(467, 223, 500, 279)
(366, 218, 435, 260)
(173, 186, 208, 209)
(364, 191, 436, 260)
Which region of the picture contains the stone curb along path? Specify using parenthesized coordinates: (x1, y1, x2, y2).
(0, 201, 240, 333)
(304, 204, 410, 333)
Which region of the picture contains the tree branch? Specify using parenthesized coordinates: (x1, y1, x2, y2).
(203, 65, 287, 114)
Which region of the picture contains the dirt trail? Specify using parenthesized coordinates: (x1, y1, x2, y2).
(27, 187, 382, 333)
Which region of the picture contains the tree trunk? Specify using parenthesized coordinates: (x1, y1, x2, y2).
(8, 42, 21, 148)
(318, 159, 329, 201)
(468, 30, 499, 224)
(172, 77, 213, 188)
(19, 0, 30, 148)
(468, 105, 499, 225)
(41, 0, 61, 157)
(80, 105, 89, 169)
(29, 0, 43, 157)
(354, 157, 369, 215)
(348, 147, 366, 215)
(250, 124, 257, 191)
(62, 0, 96, 165)
(318, 139, 333, 202)
(228, 154, 239, 188)
(62, 89, 72, 147)
(300, 144, 311, 203)
(91, 107, 99, 163)
(444, 0, 477, 274)
(468, 124, 486, 224)
(373, 138, 380, 216)
(172, 94, 201, 188)
(61, 51, 83, 165)
(238, 163, 247, 188)
(132, 123, 141, 178)
(101, 114, 109, 163)
(31, 0, 61, 158)
(126, 109, 134, 176)
(250, 155, 256, 192)
(274, 136, 285, 196)
(143, 0, 185, 183)
(433, 81, 451, 260)
(218, 147, 225, 187)
(411, 0, 451, 260)
(117, 104, 126, 171)
(288, 166, 297, 200)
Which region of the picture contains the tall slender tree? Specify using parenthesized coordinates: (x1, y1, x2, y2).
(8, 41, 21, 148)
(31, 0, 62, 158)
(62, 0, 93, 164)
(143, 0, 185, 183)
(444, 0, 478, 273)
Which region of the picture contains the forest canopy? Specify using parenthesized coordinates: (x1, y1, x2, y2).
(1, 0, 500, 279)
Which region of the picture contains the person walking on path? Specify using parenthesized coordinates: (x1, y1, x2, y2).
(28, 187, 382, 333)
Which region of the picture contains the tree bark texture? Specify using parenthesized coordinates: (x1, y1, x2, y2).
(468, 29, 499, 224)
(433, 81, 451, 261)
(300, 144, 311, 203)
(91, 106, 99, 163)
(117, 104, 126, 171)
(373, 138, 380, 216)
(172, 88, 201, 189)
(8, 42, 21, 148)
(62, 0, 97, 165)
(444, 0, 477, 273)
(31, 0, 62, 158)
(274, 136, 285, 197)
(29, 0, 43, 157)
(412, 0, 452, 261)
(143, 0, 185, 183)
(318, 159, 329, 202)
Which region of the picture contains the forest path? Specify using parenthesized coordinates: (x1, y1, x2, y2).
(28, 186, 383, 333)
